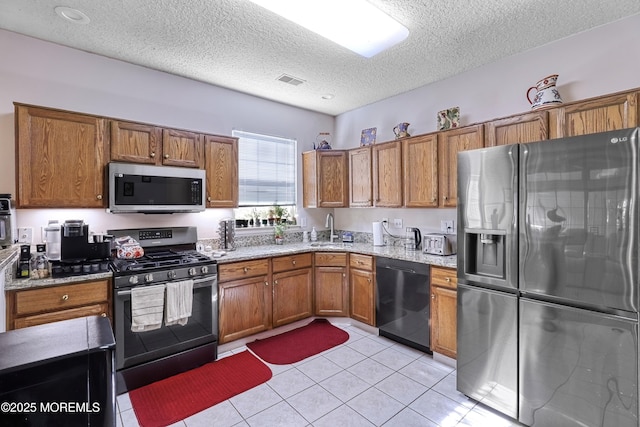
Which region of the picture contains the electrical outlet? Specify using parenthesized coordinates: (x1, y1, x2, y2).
(18, 227, 33, 244)
(441, 220, 455, 233)
(393, 218, 403, 229)
(299, 216, 307, 227)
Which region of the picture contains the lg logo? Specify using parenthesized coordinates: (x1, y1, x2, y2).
(610, 137, 628, 143)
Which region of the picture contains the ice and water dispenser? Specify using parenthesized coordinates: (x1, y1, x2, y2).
(463, 230, 507, 280)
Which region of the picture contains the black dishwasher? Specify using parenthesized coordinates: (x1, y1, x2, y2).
(376, 257, 431, 353)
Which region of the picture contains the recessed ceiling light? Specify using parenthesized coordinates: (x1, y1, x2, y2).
(321, 94, 335, 100)
(54, 6, 90, 24)
(250, 0, 408, 58)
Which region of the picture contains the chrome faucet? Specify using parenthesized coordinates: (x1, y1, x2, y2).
(325, 213, 339, 243)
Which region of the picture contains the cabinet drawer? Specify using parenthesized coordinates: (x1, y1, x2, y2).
(272, 253, 312, 273)
(15, 280, 110, 316)
(315, 252, 347, 267)
(219, 259, 269, 281)
(14, 303, 110, 329)
(431, 266, 457, 289)
(349, 253, 374, 271)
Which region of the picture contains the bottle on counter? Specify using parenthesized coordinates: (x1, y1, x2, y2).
(30, 244, 49, 279)
(310, 227, 317, 242)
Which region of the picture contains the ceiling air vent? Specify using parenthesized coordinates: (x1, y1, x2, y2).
(277, 74, 305, 86)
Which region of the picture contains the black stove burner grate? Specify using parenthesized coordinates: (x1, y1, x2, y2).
(110, 249, 214, 274)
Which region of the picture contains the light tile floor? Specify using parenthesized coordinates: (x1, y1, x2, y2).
(116, 324, 523, 426)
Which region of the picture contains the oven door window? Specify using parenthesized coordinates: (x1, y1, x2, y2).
(115, 280, 216, 370)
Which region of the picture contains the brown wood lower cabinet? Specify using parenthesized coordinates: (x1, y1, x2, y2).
(7, 279, 112, 330)
(430, 266, 457, 359)
(314, 252, 348, 317)
(218, 253, 313, 344)
(349, 253, 375, 326)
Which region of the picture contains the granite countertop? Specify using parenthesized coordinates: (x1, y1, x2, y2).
(3, 241, 457, 292)
(211, 241, 457, 269)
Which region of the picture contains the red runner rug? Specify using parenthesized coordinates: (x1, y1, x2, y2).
(129, 351, 272, 427)
(247, 318, 349, 364)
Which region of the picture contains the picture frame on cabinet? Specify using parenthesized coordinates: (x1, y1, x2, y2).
(360, 127, 377, 146)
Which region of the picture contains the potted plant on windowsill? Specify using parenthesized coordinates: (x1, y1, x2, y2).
(274, 223, 285, 245)
(273, 204, 288, 224)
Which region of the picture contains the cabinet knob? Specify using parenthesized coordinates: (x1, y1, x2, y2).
(367, 278, 371, 283)
(445, 277, 451, 282)
(164, 154, 170, 159)
(150, 152, 156, 158)
(96, 194, 103, 200)
(343, 273, 346, 278)
(101, 313, 107, 317)
(432, 294, 436, 299)
(274, 280, 278, 285)
(207, 197, 212, 202)
(243, 267, 248, 273)
(61, 294, 69, 301)
(292, 260, 296, 265)
(264, 281, 269, 286)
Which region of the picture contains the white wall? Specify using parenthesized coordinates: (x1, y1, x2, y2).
(333, 13, 640, 235)
(0, 29, 334, 240)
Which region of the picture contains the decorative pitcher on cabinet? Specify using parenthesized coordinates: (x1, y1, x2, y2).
(526, 74, 563, 110)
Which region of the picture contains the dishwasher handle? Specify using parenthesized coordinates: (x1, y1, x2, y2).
(379, 265, 418, 274)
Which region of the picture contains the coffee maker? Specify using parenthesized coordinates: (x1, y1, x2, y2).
(52, 220, 111, 277)
(0, 194, 16, 249)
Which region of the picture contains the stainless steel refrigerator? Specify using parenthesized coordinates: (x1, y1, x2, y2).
(456, 128, 639, 427)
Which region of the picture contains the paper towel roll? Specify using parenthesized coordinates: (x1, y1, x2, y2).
(372, 222, 384, 246)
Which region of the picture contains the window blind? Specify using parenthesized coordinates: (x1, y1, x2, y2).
(233, 130, 297, 206)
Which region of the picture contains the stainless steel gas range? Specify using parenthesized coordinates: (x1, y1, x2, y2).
(107, 226, 218, 394)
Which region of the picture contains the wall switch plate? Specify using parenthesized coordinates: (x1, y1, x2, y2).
(299, 216, 307, 227)
(441, 220, 455, 233)
(393, 218, 403, 229)
(18, 227, 33, 244)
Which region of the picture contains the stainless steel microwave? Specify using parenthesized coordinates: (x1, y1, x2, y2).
(108, 162, 206, 214)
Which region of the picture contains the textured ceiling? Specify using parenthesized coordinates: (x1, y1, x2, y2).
(1, 0, 639, 116)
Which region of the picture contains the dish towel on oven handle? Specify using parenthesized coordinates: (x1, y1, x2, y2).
(165, 279, 194, 326)
(131, 284, 166, 332)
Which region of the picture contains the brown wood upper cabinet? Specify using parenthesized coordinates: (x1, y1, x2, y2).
(403, 134, 438, 207)
(373, 140, 403, 207)
(204, 135, 238, 208)
(437, 124, 484, 208)
(348, 146, 373, 207)
(302, 150, 348, 208)
(110, 120, 162, 164)
(484, 111, 548, 146)
(111, 121, 204, 168)
(15, 104, 107, 208)
(549, 91, 638, 139)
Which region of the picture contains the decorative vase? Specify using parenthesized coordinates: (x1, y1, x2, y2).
(315, 132, 332, 150)
(527, 74, 563, 110)
(393, 122, 410, 139)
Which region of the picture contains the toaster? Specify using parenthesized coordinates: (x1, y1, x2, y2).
(423, 233, 457, 255)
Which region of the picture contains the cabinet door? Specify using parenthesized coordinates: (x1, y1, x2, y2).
(272, 268, 313, 327)
(317, 151, 348, 207)
(484, 111, 548, 147)
(349, 146, 372, 207)
(349, 268, 375, 326)
(431, 285, 457, 359)
(549, 91, 638, 139)
(110, 120, 162, 164)
(373, 140, 402, 207)
(302, 151, 317, 208)
(218, 275, 271, 344)
(15, 105, 107, 208)
(204, 135, 238, 208)
(438, 124, 484, 208)
(403, 134, 438, 207)
(315, 266, 348, 317)
(162, 128, 204, 168)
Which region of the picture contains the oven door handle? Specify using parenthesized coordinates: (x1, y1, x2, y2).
(116, 276, 216, 296)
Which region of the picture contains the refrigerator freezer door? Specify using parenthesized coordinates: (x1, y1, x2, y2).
(519, 298, 638, 427)
(457, 284, 518, 418)
(458, 144, 518, 291)
(520, 128, 638, 314)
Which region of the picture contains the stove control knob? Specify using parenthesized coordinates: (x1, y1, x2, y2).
(167, 270, 177, 280)
(201, 266, 209, 274)
(144, 273, 154, 283)
(188, 267, 197, 276)
(129, 275, 139, 285)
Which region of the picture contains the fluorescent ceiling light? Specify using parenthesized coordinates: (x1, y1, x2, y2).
(250, 0, 409, 58)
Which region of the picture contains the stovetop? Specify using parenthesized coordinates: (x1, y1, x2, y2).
(110, 249, 215, 274)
